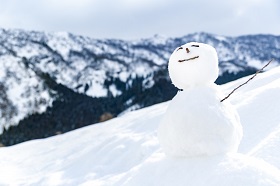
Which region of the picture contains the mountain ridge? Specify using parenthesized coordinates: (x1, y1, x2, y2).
(0, 28, 279, 145)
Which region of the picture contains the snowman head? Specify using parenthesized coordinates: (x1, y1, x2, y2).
(168, 42, 219, 89)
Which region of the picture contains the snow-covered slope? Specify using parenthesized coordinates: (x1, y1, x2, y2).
(0, 66, 280, 185)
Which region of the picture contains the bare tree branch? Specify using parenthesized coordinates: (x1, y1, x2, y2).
(220, 59, 274, 102)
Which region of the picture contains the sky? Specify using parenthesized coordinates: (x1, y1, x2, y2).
(0, 0, 279, 40)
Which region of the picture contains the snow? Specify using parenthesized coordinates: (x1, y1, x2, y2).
(70, 60, 88, 72)
(0, 55, 52, 131)
(119, 71, 129, 82)
(248, 58, 267, 69)
(222, 67, 280, 155)
(109, 84, 122, 97)
(168, 42, 219, 89)
(160, 42, 242, 158)
(215, 35, 227, 41)
(75, 70, 108, 97)
(219, 61, 244, 75)
(46, 32, 82, 60)
(121, 153, 280, 186)
(149, 34, 168, 45)
(131, 48, 166, 66)
(86, 81, 108, 97)
(158, 84, 242, 158)
(1, 66, 280, 185)
(134, 63, 151, 77)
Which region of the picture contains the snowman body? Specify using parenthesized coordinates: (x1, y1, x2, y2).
(158, 42, 243, 158)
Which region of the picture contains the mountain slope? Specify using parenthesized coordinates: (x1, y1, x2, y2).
(0, 28, 280, 145)
(0, 66, 280, 185)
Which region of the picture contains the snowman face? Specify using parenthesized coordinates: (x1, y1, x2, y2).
(175, 44, 200, 63)
(168, 42, 219, 89)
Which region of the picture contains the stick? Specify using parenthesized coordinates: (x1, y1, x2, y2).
(220, 59, 274, 102)
(178, 56, 199, 62)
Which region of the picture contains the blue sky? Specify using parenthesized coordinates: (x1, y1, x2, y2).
(0, 0, 279, 39)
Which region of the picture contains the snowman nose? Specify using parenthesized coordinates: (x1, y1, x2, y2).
(186, 48, 190, 53)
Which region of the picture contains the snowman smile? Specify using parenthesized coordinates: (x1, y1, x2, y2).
(178, 56, 199, 63)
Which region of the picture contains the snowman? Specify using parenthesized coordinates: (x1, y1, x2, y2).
(158, 42, 243, 158)
(122, 43, 280, 185)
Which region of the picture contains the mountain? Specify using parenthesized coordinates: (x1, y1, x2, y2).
(0, 66, 280, 185)
(0, 28, 280, 145)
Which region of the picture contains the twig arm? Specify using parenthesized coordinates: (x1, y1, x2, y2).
(220, 59, 274, 102)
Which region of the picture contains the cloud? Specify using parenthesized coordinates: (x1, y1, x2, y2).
(0, 0, 279, 39)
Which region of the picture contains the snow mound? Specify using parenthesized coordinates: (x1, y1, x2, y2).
(158, 85, 242, 157)
(0, 67, 280, 185)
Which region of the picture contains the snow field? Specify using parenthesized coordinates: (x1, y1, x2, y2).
(0, 67, 280, 185)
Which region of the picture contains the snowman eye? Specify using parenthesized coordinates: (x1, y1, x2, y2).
(191, 45, 199, 47)
(176, 47, 183, 51)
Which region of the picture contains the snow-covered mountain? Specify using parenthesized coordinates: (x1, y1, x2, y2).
(0, 28, 280, 145)
(0, 66, 280, 185)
